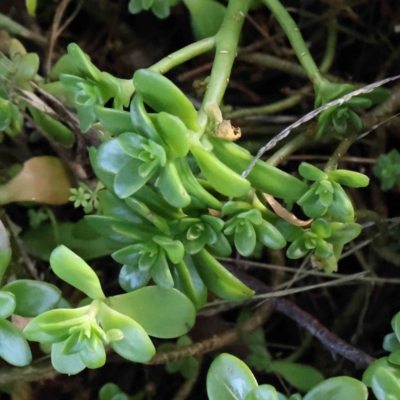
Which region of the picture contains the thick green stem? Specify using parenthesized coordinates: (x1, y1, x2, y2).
(198, 0, 253, 128)
(150, 37, 216, 75)
(266, 132, 310, 167)
(261, 0, 323, 86)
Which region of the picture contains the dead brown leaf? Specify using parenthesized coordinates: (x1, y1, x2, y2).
(264, 193, 313, 227)
(0, 156, 74, 205)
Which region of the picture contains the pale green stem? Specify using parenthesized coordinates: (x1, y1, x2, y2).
(197, 0, 253, 129)
(0, 13, 47, 47)
(241, 53, 344, 83)
(225, 93, 304, 119)
(319, 19, 338, 74)
(261, 0, 324, 86)
(150, 37, 216, 75)
(324, 133, 357, 173)
(266, 132, 310, 167)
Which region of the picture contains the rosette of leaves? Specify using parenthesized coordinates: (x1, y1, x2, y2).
(128, 0, 181, 18)
(50, 44, 134, 132)
(84, 190, 252, 305)
(362, 357, 400, 400)
(23, 245, 196, 374)
(207, 353, 368, 400)
(112, 235, 184, 290)
(297, 162, 369, 222)
(373, 149, 400, 191)
(286, 218, 361, 273)
(222, 201, 286, 257)
(158, 335, 200, 380)
(173, 215, 231, 257)
(314, 78, 389, 139)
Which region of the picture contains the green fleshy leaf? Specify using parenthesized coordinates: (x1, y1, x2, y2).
(0, 221, 11, 283)
(151, 249, 174, 289)
(238, 209, 263, 225)
(286, 237, 309, 259)
(369, 366, 400, 400)
(51, 340, 86, 375)
(328, 222, 361, 245)
(108, 286, 196, 338)
(298, 163, 328, 181)
(156, 112, 190, 157)
(118, 132, 147, 159)
(125, 197, 170, 235)
(207, 353, 258, 400)
(328, 170, 369, 188)
(235, 220, 256, 257)
(303, 377, 367, 400)
(0, 290, 16, 319)
(79, 337, 106, 369)
(153, 236, 184, 264)
(310, 219, 331, 239)
(171, 256, 207, 310)
(94, 107, 134, 136)
(99, 383, 124, 400)
(222, 201, 253, 215)
(84, 216, 139, 243)
(99, 302, 155, 362)
(0, 319, 32, 366)
(245, 385, 279, 400)
(192, 249, 254, 301)
(23, 307, 89, 343)
(363, 358, 400, 387)
(114, 158, 154, 198)
(207, 231, 232, 257)
(2, 280, 61, 317)
(112, 246, 140, 265)
(254, 220, 286, 250)
(95, 139, 130, 176)
(156, 159, 191, 208)
(314, 239, 333, 259)
(50, 246, 105, 299)
(327, 182, 354, 222)
(119, 264, 151, 292)
(383, 333, 400, 353)
(388, 350, 400, 366)
(183, 0, 226, 41)
(271, 361, 324, 392)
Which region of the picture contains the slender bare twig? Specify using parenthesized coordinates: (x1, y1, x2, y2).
(226, 265, 375, 368)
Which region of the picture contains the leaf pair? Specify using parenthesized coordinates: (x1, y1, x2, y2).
(112, 235, 184, 290)
(174, 215, 231, 256)
(286, 218, 361, 272)
(223, 202, 286, 257)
